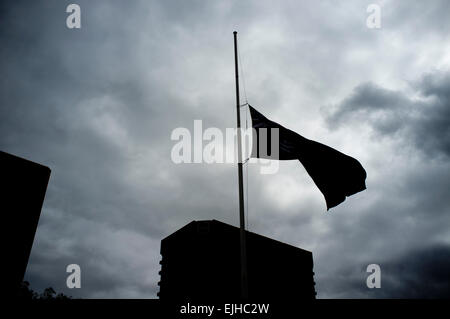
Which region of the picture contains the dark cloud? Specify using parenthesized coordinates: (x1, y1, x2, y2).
(326, 82, 412, 135)
(327, 71, 450, 158)
(381, 244, 450, 298)
(324, 244, 450, 299)
(386, 0, 450, 36)
(319, 69, 450, 299)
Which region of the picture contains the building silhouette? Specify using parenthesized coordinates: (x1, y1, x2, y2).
(1, 151, 51, 296)
(158, 220, 316, 300)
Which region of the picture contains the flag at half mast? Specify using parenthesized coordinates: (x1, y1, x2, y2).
(249, 105, 367, 210)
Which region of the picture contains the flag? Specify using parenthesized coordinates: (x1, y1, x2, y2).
(249, 105, 367, 210)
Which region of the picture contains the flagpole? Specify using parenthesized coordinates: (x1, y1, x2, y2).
(233, 31, 248, 299)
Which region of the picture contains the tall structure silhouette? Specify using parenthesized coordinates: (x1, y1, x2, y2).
(1, 151, 51, 296)
(158, 220, 316, 300)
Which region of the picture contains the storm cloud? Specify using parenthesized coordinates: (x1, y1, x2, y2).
(327, 71, 450, 157)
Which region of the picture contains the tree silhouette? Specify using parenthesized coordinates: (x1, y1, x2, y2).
(17, 281, 72, 300)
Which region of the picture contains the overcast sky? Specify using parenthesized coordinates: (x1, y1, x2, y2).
(1, 0, 449, 298)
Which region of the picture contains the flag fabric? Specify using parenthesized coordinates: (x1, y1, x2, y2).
(249, 105, 367, 210)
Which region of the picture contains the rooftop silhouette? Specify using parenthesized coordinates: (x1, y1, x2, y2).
(1, 151, 51, 297)
(158, 220, 316, 300)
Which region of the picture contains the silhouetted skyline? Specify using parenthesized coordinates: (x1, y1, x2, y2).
(158, 220, 316, 300)
(1, 151, 50, 296)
